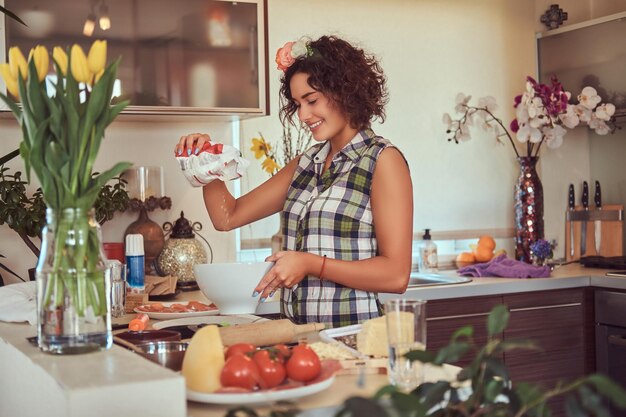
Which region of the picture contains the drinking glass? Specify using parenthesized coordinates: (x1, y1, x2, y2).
(108, 260, 126, 318)
(385, 299, 427, 392)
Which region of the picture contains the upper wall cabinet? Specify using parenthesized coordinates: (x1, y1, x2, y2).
(2, 0, 269, 117)
(537, 11, 626, 120)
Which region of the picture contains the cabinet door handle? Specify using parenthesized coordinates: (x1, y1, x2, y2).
(427, 312, 491, 321)
(509, 302, 581, 312)
(608, 335, 626, 348)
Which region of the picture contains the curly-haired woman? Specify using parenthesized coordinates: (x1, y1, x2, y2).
(175, 35, 413, 327)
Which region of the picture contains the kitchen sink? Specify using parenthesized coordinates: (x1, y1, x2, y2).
(407, 272, 472, 287)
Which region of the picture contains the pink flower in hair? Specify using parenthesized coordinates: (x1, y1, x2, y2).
(275, 39, 311, 72)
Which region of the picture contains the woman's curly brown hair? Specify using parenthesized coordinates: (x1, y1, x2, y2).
(279, 36, 388, 130)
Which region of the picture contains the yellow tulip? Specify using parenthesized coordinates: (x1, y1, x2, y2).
(87, 40, 107, 74)
(70, 44, 92, 84)
(0, 63, 19, 98)
(94, 69, 104, 83)
(8, 47, 28, 80)
(52, 47, 68, 76)
(28, 45, 50, 82)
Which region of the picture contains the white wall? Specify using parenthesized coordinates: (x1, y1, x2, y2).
(2, 0, 625, 283)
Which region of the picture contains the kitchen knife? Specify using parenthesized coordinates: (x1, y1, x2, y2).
(581, 181, 589, 256)
(568, 184, 575, 257)
(595, 180, 602, 254)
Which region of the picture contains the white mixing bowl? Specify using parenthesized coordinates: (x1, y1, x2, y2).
(194, 262, 273, 314)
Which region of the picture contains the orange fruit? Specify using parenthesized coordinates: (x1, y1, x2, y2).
(477, 235, 496, 251)
(473, 245, 494, 263)
(456, 252, 476, 267)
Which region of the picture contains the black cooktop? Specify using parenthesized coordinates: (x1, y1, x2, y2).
(580, 256, 626, 270)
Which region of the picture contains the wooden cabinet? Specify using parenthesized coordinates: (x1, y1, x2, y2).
(3, 0, 269, 117)
(503, 288, 595, 416)
(425, 288, 595, 415)
(426, 295, 503, 367)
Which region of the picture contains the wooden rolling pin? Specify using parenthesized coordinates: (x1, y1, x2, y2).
(218, 319, 325, 346)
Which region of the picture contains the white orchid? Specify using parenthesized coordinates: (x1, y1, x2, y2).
(543, 125, 566, 149)
(578, 86, 602, 109)
(594, 103, 615, 121)
(477, 96, 497, 113)
(454, 93, 472, 113)
(444, 77, 616, 157)
(559, 105, 580, 129)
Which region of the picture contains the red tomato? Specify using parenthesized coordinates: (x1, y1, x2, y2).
(271, 344, 292, 364)
(252, 349, 287, 389)
(225, 343, 257, 360)
(285, 344, 321, 382)
(220, 355, 261, 390)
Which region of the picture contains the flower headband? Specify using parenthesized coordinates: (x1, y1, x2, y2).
(275, 38, 313, 72)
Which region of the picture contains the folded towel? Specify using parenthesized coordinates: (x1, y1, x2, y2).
(457, 254, 551, 278)
(0, 281, 37, 325)
(176, 141, 250, 187)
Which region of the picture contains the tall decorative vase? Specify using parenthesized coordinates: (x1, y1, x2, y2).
(514, 157, 544, 263)
(36, 208, 112, 354)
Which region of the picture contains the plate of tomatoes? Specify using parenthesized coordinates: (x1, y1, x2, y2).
(186, 343, 342, 405)
(134, 301, 219, 320)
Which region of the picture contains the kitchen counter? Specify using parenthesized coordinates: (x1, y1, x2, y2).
(1, 263, 625, 417)
(252, 264, 626, 314)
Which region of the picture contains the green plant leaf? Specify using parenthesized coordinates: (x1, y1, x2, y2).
(434, 341, 471, 364)
(485, 379, 505, 402)
(26, 61, 46, 123)
(451, 325, 474, 341)
(388, 392, 428, 416)
(404, 349, 436, 363)
(0, 92, 23, 119)
(586, 374, 626, 408)
(417, 381, 450, 411)
(372, 384, 399, 400)
(487, 304, 509, 337)
(342, 396, 389, 417)
(565, 396, 588, 417)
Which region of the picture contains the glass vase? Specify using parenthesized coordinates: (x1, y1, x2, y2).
(514, 157, 544, 263)
(36, 208, 112, 354)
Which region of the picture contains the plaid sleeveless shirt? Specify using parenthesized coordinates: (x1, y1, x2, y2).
(279, 129, 396, 328)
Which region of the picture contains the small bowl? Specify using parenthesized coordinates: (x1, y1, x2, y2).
(115, 329, 181, 344)
(194, 261, 273, 314)
(135, 341, 188, 371)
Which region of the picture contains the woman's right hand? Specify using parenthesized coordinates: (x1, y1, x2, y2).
(174, 133, 212, 156)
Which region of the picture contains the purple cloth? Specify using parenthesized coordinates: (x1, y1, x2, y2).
(457, 254, 551, 278)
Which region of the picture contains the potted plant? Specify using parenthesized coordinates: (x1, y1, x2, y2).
(230, 305, 626, 417)
(0, 151, 130, 283)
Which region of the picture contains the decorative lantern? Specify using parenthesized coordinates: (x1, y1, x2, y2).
(157, 211, 213, 291)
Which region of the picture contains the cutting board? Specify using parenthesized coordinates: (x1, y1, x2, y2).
(565, 204, 623, 261)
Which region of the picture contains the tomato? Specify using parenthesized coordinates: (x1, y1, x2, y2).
(271, 344, 292, 364)
(252, 349, 287, 389)
(220, 355, 261, 390)
(225, 343, 257, 359)
(285, 344, 321, 382)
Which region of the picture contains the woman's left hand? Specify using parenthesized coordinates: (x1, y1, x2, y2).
(254, 251, 313, 299)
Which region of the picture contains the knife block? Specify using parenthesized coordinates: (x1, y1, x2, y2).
(565, 204, 623, 261)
